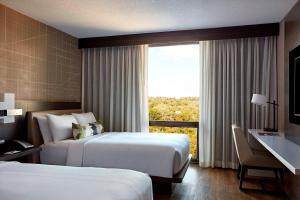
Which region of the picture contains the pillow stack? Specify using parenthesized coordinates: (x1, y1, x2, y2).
(72, 112, 104, 140)
(36, 112, 104, 144)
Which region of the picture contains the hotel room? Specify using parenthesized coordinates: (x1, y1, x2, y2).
(1, 0, 300, 199)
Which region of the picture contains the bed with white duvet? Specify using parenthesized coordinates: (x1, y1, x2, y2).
(41, 132, 190, 178)
(27, 110, 191, 181)
(0, 161, 153, 200)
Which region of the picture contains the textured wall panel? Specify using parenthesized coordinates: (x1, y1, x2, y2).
(0, 4, 81, 102)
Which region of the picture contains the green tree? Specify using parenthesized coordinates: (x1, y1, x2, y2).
(149, 97, 199, 159)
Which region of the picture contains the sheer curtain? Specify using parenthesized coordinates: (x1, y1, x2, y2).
(199, 37, 277, 168)
(82, 45, 148, 132)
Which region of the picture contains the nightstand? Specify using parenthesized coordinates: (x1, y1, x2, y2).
(0, 147, 41, 162)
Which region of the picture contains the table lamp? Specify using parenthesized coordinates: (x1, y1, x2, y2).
(251, 94, 278, 132)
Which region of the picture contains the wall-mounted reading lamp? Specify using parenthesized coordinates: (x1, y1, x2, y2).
(0, 93, 22, 123)
(0, 109, 22, 116)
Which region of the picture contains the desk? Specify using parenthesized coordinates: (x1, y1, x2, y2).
(249, 129, 300, 175)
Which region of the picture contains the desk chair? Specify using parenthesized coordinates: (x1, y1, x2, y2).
(231, 125, 284, 190)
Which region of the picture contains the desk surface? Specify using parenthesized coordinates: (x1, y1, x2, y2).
(249, 129, 300, 175)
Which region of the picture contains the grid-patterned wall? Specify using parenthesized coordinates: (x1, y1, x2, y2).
(0, 4, 81, 102)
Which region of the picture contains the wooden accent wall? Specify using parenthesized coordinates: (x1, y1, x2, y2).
(0, 4, 82, 142)
(0, 4, 82, 102)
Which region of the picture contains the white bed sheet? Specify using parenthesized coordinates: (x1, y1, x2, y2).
(0, 162, 153, 200)
(40, 140, 69, 165)
(41, 132, 190, 178)
(40, 135, 101, 165)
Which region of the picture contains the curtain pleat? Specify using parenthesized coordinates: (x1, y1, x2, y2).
(82, 45, 148, 132)
(199, 36, 277, 169)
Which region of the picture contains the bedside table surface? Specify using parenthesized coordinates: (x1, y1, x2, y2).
(0, 147, 41, 161)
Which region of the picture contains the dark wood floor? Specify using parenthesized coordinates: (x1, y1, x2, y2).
(154, 164, 284, 200)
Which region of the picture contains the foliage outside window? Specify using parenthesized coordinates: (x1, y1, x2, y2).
(149, 97, 199, 159)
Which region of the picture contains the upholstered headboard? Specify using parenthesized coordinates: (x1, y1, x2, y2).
(27, 109, 81, 147)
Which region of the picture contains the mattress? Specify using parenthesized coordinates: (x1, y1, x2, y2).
(0, 162, 153, 200)
(41, 132, 190, 178)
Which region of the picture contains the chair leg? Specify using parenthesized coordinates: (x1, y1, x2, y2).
(238, 167, 285, 194)
(239, 165, 246, 190)
(237, 163, 241, 179)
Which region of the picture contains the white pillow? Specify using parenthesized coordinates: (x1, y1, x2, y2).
(72, 112, 97, 125)
(47, 114, 77, 142)
(36, 116, 53, 144)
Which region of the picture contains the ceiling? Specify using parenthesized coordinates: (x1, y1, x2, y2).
(0, 0, 297, 38)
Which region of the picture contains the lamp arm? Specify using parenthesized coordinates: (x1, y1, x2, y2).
(267, 101, 279, 106)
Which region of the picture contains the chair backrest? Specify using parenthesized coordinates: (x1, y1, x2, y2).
(231, 124, 253, 164)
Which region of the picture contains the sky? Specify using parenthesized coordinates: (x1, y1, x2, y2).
(148, 44, 199, 97)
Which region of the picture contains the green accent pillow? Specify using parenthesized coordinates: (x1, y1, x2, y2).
(95, 120, 105, 133)
(89, 121, 105, 134)
(72, 122, 104, 140)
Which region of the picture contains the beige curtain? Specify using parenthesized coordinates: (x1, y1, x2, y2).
(199, 36, 277, 168)
(82, 45, 148, 132)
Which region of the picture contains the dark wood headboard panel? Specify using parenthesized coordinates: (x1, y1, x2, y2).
(16, 100, 81, 113)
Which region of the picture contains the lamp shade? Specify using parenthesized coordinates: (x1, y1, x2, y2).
(251, 94, 267, 106)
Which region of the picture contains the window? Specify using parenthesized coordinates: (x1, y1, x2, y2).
(148, 44, 199, 160)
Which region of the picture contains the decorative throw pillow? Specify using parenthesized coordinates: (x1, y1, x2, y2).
(95, 120, 105, 133)
(72, 122, 104, 140)
(72, 112, 105, 133)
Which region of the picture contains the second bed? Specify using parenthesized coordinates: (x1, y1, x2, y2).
(28, 109, 191, 182)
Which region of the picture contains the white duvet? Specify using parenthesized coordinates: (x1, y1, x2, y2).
(0, 162, 153, 200)
(41, 132, 190, 178)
